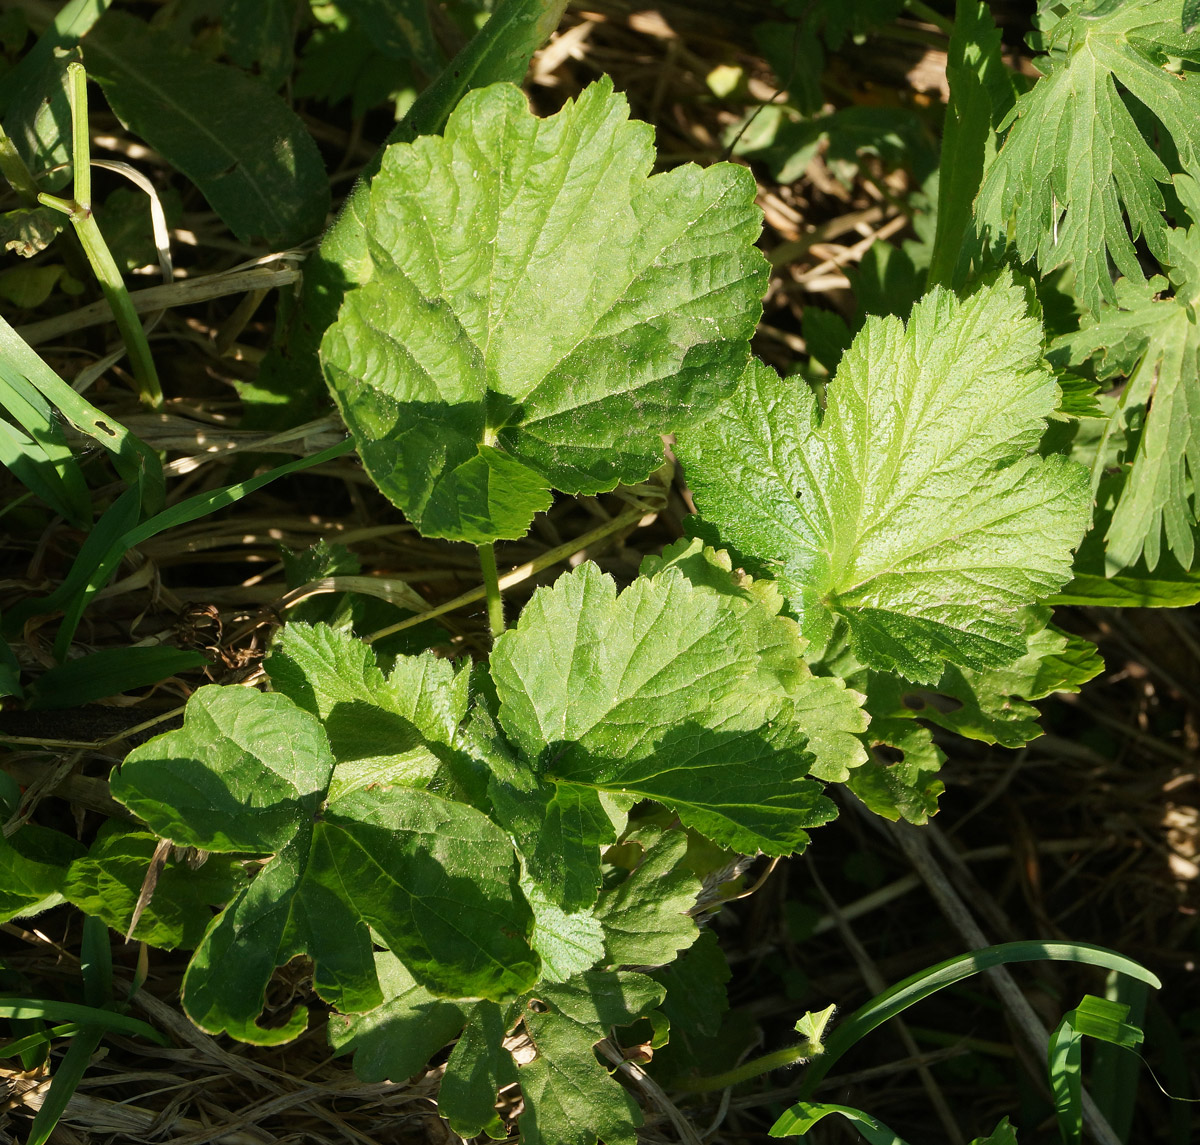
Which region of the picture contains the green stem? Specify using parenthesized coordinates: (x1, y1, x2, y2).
(38, 60, 162, 408)
(68, 62, 90, 209)
(679, 1041, 815, 1094)
(71, 210, 163, 407)
(479, 542, 505, 640)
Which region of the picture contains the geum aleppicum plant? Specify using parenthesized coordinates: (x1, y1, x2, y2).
(100, 79, 1100, 1145)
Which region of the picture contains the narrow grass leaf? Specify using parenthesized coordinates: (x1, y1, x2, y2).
(770, 1101, 908, 1143)
(27, 646, 206, 709)
(0, 995, 165, 1041)
(25, 1026, 106, 1145)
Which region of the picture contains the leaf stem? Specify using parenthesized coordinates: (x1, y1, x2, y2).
(365, 504, 651, 644)
(479, 542, 506, 640)
(677, 1041, 817, 1093)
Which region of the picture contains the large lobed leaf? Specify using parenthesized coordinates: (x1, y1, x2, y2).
(975, 0, 1200, 314)
(320, 77, 769, 542)
(489, 546, 848, 896)
(679, 274, 1091, 685)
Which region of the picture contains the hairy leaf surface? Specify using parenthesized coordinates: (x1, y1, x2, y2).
(680, 275, 1090, 684)
(975, 0, 1200, 313)
(490, 555, 841, 879)
(320, 77, 768, 542)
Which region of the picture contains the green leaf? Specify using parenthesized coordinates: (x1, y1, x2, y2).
(975, 0, 1200, 313)
(328, 949, 468, 1083)
(520, 869, 607, 984)
(2, 43, 76, 192)
(0, 206, 64, 258)
(846, 716, 945, 825)
(647, 927, 731, 1077)
(441, 999, 521, 1139)
(679, 274, 1091, 685)
(0, 774, 82, 922)
(970, 1117, 1019, 1145)
(1050, 221, 1200, 572)
(593, 826, 699, 968)
(250, 0, 569, 428)
(518, 971, 664, 1145)
(320, 77, 768, 542)
(220, 0, 296, 89)
(770, 1101, 909, 1144)
(63, 822, 245, 950)
(490, 557, 838, 868)
(84, 10, 330, 247)
(112, 685, 537, 1044)
(267, 622, 477, 800)
(868, 611, 1103, 749)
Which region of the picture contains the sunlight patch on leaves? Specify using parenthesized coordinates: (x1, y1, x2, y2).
(320, 77, 769, 542)
(975, 0, 1200, 314)
(679, 274, 1090, 685)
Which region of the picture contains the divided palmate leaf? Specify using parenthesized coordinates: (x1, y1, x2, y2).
(1050, 194, 1200, 572)
(679, 274, 1091, 685)
(975, 0, 1200, 313)
(112, 686, 537, 1044)
(320, 77, 769, 543)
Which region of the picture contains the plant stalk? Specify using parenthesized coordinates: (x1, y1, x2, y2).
(365, 504, 651, 645)
(677, 1041, 815, 1094)
(479, 542, 505, 640)
(38, 61, 162, 408)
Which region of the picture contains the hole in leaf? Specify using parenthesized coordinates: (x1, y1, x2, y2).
(872, 743, 904, 766)
(901, 693, 925, 711)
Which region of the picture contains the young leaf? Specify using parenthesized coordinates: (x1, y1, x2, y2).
(679, 274, 1091, 685)
(112, 686, 537, 1044)
(490, 559, 838, 868)
(592, 826, 700, 968)
(975, 0, 1200, 313)
(1050, 216, 1200, 572)
(518, 971, 664, 1145)
(320, 77, 768, 542)
(84, 11, 330, 248)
